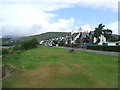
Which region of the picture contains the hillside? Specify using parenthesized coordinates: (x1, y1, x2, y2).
(1, 32, 71, 45)
(12, 32, 70, 41)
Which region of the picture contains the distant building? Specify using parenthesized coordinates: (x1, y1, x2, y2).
(65, 29, 94, 44)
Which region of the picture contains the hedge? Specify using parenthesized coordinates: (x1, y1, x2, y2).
(21, 38, 39, 50)
(87, 45, 120, 52)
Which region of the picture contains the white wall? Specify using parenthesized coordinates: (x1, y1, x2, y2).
(107, 42, 120, 46)
(98, 35, 106, 45)
(93, 37, 97, 43)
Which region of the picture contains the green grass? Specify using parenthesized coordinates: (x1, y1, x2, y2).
(3, 46, 118, 88)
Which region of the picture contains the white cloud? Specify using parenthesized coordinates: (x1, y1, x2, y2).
(81, 25, 93, 32)
(0, 0, 119, 37)
(47, 18, 75, 32)
(0, 0, 118, 12)
(80, 22, 119, 35)
(106, 22, 118, 35)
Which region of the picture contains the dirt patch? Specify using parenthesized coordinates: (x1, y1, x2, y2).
(11, 63, 72, 88)
(2, 64, 15, 78)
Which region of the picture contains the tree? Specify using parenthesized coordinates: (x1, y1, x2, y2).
(102, 29, 112, 41)
(52, 40, 58, 46)
(58, 40, 65, 46)
(93, 24, 105, 44)
(75, 38, 81, 44)
(21, 38, 39, 50)
(109, 35, 119, 42)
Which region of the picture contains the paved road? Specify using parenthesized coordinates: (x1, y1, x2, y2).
(55, 46, 120, 56)
(0, 46, 10, 49)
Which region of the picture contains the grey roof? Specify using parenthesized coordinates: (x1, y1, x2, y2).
(68, 33, 79, 38)
(72, 33, 79, 38)
(67, 32, 90, 39)
(81, 32, 89, 38)
(89, 31, 94, 35)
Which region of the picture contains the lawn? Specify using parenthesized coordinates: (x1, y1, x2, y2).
(2, 46, 118, 88)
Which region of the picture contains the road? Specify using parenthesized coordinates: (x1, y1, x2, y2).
(55, 46, 120, 56)
(0, 46, 10, 49)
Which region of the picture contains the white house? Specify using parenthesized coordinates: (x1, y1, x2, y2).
(94, 34, 106, 45)
(107, 41, 120, 46)
(65, 29, 93, 44)
(39, 40, 44, 44)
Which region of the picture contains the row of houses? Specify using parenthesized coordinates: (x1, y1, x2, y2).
(40, 28, 120, 46)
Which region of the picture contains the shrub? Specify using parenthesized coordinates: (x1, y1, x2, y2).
(87, 45, 120, 52)
(58, 40, 65, 46)
(2, 43, 13, 46)
(0, 49, 2, 55)
(21, 38, 39, 50)
(2, 48, 10, 55)
(12, 45, 21, 52)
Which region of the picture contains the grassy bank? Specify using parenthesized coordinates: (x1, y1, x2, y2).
(3, 46, 118, 88)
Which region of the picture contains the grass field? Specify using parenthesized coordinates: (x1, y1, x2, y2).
(3, 46, 118, 88)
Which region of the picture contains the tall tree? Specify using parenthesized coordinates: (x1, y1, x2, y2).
(102, 29, 112, 41)
(93, 24, 105, 44)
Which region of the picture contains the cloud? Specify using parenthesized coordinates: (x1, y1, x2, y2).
(0, 3, 76, 37)
(0, 0, 118, 12)
(80, 22, 119, 35)
(0, 1, 118, 37)
(47, 18, 75, 32)
(81, 25, 93, 32)
(106, 22, 118, 35)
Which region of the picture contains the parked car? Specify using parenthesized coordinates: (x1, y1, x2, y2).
(49, 44, 52, 47)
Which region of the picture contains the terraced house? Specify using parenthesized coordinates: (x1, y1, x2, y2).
(65, 29, 95, 45)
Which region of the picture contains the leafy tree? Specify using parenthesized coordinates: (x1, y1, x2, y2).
(21, 38, 39, 50)
(52, 40, 58, 46)
(53, 40, 58, 44)
(75, 38, 81, 44)
(93, 24, 105, 44)
(102, 29, 112, 41)
(58, 40, 65, 46)
(109, 35, 119, 42)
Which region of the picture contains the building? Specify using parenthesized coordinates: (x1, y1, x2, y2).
(93, 34, 106, 45)
(65, 29, 94, 44)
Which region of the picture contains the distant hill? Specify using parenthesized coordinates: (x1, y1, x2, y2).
(1, 32, 71, 46)
(12, 32, 71, 41)
(2, 35, 24, 38)
(1, 32, 119, 46)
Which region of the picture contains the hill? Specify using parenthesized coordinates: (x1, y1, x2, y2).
(1, 32, 71, 46)
(12, 32, 70, 41)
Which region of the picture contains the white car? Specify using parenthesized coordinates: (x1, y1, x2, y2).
(49, 44, 52, 47)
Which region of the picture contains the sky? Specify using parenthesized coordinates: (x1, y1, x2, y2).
(0, 0, 119, 38)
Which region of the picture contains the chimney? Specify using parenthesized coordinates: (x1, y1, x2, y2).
(71, 30, 74, 35)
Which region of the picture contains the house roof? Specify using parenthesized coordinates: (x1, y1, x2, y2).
(89, 31, 94, 35)
(81, 32, 89, 38)
(67, 32, 90, 39)
(67, 33, 79, 38)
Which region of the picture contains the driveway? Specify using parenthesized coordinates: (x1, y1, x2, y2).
(55, 46, 120, 56)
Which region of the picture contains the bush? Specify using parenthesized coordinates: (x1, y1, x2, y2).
(12, 45, 21, 52)
(58, 40, 65, 46)
(21, 38, 39, 50)
(2, 43, 13, 46)
(2, 48, 10, 55)
(87, 45, 120, 52)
